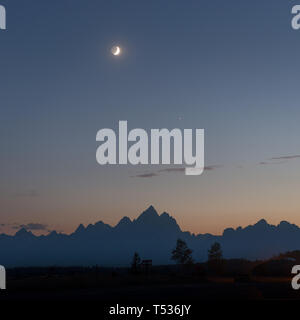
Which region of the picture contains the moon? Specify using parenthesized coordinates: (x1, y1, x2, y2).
(111, 46, 121, 56)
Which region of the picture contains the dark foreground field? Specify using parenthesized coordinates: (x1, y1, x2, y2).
(0, 280, 298, 302)
(0, 264, 299, 301)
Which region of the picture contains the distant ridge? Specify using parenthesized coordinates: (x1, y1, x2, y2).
(0, 205, 300, 267)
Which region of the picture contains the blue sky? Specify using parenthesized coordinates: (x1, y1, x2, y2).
(1, 0, 300, 235)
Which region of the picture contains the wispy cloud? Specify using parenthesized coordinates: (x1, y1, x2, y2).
(132, 173, 159, 178)
(270, 155, 300, 161)
(258, 154, 300, 166)
(131, 165, 221, 178)
(159, 165, 222, 173)
(204, 165, 223, 171)
(258, 161, 285, 166)
(158, 168, 185, 173)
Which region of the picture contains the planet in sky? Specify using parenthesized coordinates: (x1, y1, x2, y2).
(111, 46, 121, 56)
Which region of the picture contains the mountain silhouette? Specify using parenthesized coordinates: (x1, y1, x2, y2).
(0, 205, 300, 267)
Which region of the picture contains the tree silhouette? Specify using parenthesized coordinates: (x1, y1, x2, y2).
(131, 252, 141, 274)
(171, 238, 194, 264)
(208, 242, 223, 261)
(207, 242, 224, 275)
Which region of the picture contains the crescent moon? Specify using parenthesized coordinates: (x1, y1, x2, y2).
(112, 46, 121, 56)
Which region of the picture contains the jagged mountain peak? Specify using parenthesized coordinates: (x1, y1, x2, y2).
(160, 212, 170, 218)
(135, 205, 159, 222)
(115, 216, 132, 228)
(86, 220, 112, 231)
(3, 210, 300, 266)
(278, 220, 299, 230)
(75, 224, 85, 233)
(48, 230, 59, 238)
(160, 212, 180, 228)
(223, 227, 235, 236)
(255, 219, 268, 226)
(279, 220, 290, 227)
(15, 228, 34, 237)
(131, 207, 181, 234)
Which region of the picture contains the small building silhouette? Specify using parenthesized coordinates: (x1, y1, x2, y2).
(141, 260, 152, 274)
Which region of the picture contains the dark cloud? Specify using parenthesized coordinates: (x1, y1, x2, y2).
(270, 155, 300, 161)
(132, 173, 159, 178)
(131, 165, 221, 178)
(158, 168, 185, 173)
(259, 161, 285, 166)
(204, 165, 223, 171)
(258, 154, 300, 166)
(159, 165, 222, 173)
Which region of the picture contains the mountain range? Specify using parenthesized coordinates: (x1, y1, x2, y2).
(1, 205, 300, 267)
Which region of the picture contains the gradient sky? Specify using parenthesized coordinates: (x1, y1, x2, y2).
(1, 0, 300, 235)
